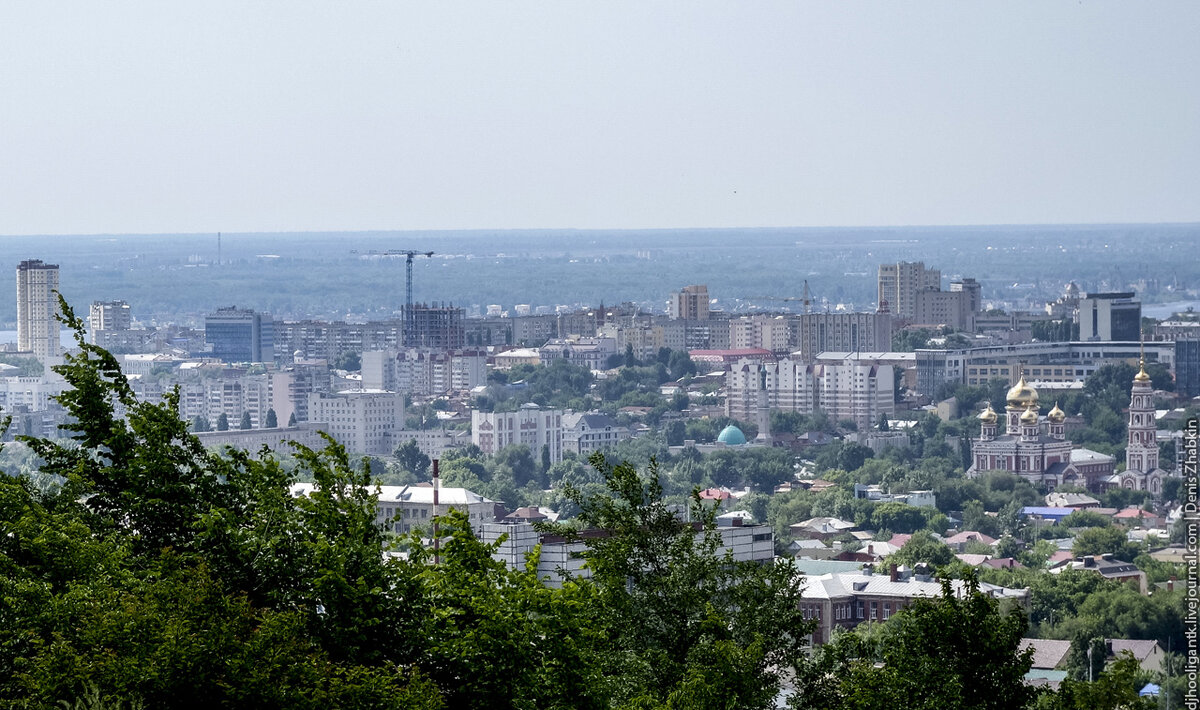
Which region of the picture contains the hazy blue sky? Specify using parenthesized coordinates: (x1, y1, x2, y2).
(1, 2, 1197, 235)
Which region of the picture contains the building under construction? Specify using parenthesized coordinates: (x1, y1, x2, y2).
(406, 302, 465, 349)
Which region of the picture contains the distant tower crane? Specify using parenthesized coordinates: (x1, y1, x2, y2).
(750, 280, 816, 313)
(354, 249, 435, 345)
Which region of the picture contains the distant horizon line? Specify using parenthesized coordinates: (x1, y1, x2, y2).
(2, 220, 1198, 239)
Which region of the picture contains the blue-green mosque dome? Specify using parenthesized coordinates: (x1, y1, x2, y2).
(716, 425, 747, 446)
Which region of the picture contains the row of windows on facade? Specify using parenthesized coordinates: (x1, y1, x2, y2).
(969, 367, 1080, 377)
(801, 599, 906, 622)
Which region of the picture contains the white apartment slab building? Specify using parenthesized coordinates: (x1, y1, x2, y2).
(472, 403, 563, 463)
(361, 348, 488, 396)
(729, 315, 792, 354)
(726, 358, 894, 430)
(290, 483, 496, 536)
(482, 519, 774, 588)
(308, 389, 405, 455)
(794, 312, 895, 361)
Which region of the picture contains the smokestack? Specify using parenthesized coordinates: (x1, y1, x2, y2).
(890, 564, 898, 582)
(432, 459, 440, 565)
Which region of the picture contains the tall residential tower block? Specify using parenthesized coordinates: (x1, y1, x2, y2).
(16, 259, 60, 361)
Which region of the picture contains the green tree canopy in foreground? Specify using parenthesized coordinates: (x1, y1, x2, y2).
(798, 575, 1036, 710)
(0, 299, 1141, 709)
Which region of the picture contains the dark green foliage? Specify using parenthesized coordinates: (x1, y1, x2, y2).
(407, 510, 609, 709)
(1072, 525, 1140, 560)
(1031, 318, 1077, 343)
(870, 501, 932, 535)
(0, 354, 44, 377)
(664, 419, 686, 445)
(1041, 653, 1156, 709)
(1059, 510, 1109, 528)
(801, 575, 1036, 710)
(3, 298, 1165, 707)
(494, 359, 594, 409)
(892, 328, 936, 352)
(239, 411, 252, 430)
(332, 351, 361, 371)
(216, 413, 229, 431)
(264, 408, 278, 428)
(393, 439, 431, 478)
(540, 452, 813, 708)
(812, 440, 873, 473)
(889, 530, 955, 568)
(700, 447, 794, 492)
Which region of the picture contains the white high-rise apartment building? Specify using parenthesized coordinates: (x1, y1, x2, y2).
(16, 260, 61, 361)
(668, 285, 710, 320)
(89, 301, 132, 344)
(726, 358, 893, 431)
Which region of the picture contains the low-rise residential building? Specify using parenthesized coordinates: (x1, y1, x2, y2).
(390, 427, 472, 459)
(491, 347, 541, 369)
(561, 412, 632, 456)
(848, 429, 911, 454)
(195, 422, 328, 453)
(790, 517, 856, 541)
(1044, 492, 1100, 508)
(472, 403, 563, 463)
(853, 484, 936, 508)
(481, 518, 774, 588)
(1049, 554, 1148, 594)
(799, 566, 1030, 645)
(943, 531, 997, 553)
(539, 336, 618, 371)
(1107, 640, 1165, 673)
(290, 483, 495, 536)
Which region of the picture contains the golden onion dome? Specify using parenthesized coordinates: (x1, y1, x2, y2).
(1047, 402, 1066, 423)
(1133, 362, 1151, 384)
(1020, 405, 1039, 425)
(978, 405, 997, 424)
(1005, 375, 1039, 408)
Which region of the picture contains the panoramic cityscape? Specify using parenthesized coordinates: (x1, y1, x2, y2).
(1, 2, 1197, 709)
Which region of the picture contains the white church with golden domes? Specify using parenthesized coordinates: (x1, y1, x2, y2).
(968, 374, 1117, 493)
(1118, 362, 1165, 496)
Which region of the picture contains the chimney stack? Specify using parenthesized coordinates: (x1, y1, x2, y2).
(890, 563, 898, 582)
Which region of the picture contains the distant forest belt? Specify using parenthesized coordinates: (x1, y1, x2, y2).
(0, 225, 1196, 323)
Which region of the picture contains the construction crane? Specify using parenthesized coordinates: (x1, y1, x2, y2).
(748, 280, 815, 313)
(354, 249, 434, 344)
